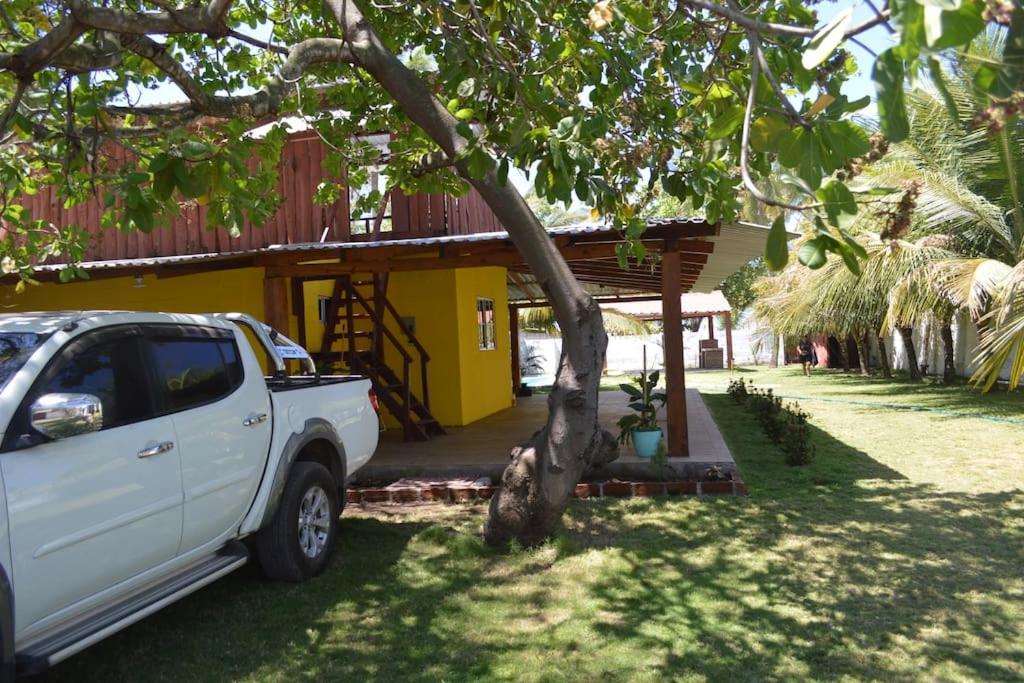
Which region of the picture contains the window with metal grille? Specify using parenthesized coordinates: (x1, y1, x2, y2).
(477, 298, 496, 351)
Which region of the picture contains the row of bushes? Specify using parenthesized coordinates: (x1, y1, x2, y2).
(727, 378, 814, 466)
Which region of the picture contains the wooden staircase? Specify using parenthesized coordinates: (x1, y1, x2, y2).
(317, 274, 445, 442)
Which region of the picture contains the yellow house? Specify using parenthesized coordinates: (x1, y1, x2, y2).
(3, 133, 773, 450)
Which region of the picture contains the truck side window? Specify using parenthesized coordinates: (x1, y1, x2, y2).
(150, 338, 243, 412)
(38, 337, 152, 430)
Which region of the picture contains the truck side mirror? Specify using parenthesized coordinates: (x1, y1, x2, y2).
(30, 393, 103, 440)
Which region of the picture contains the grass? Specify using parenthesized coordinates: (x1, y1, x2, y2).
(40, 367, 1024, 682)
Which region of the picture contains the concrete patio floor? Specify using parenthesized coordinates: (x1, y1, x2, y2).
(356, 389, 734, 482)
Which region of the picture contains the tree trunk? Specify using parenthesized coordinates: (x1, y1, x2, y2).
(834, 336, 850, 372)
(769, 334, 779, 368)
(941, 322, 957, 384)
(856, 333, 870, 376)
(898, 326, 922, 380)
(876, 331, 892, 378)
(328, 0, 617, 546)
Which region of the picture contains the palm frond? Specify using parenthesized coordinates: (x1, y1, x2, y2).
(971, 260, 1024, 389)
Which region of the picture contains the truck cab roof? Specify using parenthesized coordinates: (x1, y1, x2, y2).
(0, 311, 234, 335)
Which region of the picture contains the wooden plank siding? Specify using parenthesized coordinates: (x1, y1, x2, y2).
(2, 133, 501, 263)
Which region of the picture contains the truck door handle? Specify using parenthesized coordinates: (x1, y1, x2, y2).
(242, 413, 268, 427)
(138, 441, 175, 459)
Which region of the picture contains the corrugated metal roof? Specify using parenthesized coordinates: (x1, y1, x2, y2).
(29, 218, 718, 274)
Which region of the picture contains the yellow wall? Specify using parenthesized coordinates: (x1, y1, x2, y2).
(454, 267, 512, 424)
(11, 264, 515, 429)
(299, 266, 512, 427)
(0, 267, 269, 322)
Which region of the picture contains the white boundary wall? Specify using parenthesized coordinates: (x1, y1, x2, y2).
(520, 316, 774, 379)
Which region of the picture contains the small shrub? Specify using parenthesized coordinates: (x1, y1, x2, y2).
(727, 377, 748, 403)
(748, 387, 783, 443)
(731, 382, 814, 466)
(780, 402, 815, 466)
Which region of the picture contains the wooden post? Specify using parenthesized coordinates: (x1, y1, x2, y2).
(707, 315, 715, 340)
(509, 304, 521, 398)
(291, 278, 307, 349)
(263, 276, 290, 333)
(724, 310, 734, 370)
(662, 244, 689, 457)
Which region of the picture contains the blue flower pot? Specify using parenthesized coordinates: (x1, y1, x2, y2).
(632, 428, 663, 458)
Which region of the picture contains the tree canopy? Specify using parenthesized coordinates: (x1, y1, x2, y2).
(2, 0, 1013, 280)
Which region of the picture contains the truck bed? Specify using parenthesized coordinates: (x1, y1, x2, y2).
(264, 375, 368, 392)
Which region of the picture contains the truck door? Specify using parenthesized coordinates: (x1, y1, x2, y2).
(0, 326, 183, 631)
(143, 325, 272, 553)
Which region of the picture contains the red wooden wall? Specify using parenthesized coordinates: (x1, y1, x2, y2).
(5, 133, 503, 263)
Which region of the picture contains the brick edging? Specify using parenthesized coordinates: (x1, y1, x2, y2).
(347, 480, 746, 505)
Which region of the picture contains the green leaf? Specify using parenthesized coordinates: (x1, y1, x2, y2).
(873, 49, 910, 143)
(497, 158, 509, 186)
(927, 57, 960, 124)
(176, 163, 210, 199)
(798, 237, 829, 269)
(455, 108, 475, 121)
(153, 168, 176, 201)
(456, 78, 476, 97)
(707, 105, 745, 140)
(816, 180, 858, 228)
(925, 0, 985, 49)
(836, 240, 862, 275)
(125, 171, 150, 185)
(620, 383, 643, 398)
(705, 82, 733, 101)
(750, 116, 789, 153)
(765, 215, 789, 272)
(801, 7, 853, 70)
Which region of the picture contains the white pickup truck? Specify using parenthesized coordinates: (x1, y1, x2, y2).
(0, 310, 379, 677)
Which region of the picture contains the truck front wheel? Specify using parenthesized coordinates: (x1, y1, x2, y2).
(256, 462, 338, 581)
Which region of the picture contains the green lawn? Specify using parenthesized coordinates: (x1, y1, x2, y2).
(42, 368, 1024, 682)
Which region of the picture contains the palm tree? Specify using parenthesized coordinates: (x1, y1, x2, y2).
(853, 32, 1024, 389)
(754, 237, 958, 380)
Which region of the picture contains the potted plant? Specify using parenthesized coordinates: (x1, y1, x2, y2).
(616, 348, 666, 458)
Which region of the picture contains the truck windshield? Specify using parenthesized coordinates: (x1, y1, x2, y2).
(0, 333, 44, 391)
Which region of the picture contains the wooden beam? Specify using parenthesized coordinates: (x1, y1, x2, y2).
(264, 240, 682, 277)
(661, 245, 689, 457)
(510, 304, 521, 397)
(724, 310, 734, 370)
(263, 276, 291, 333)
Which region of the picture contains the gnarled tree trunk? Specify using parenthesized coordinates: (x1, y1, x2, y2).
(898, 326, 922, 380)
(328, 0, 617, 546)
(940, 322, 957, 384)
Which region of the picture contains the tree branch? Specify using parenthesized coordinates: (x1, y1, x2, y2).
(739, 40, 817, 211)
(227, 28, 290, 55)
(411, 150, 455, 176)
(678, 0, 889, 41)
(67, 0, 233, 37)
(677, 0, 814, 37)
(0, 79, 28, 137)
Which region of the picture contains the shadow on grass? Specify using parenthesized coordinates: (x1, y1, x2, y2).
(32, 388, 1023, 681)
(566, 395, 1023, 679)
(38, 515, 500, 682)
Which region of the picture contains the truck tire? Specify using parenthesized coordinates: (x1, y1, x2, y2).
(256, 462, 339, 581)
